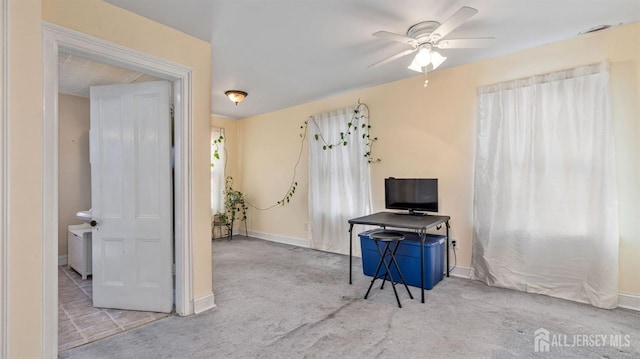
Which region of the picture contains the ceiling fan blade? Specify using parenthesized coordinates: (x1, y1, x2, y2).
(435, 38, 495, 49)
(372, 31, 418, 46)
(368, 48, 417, 69)
(430, 6, 478, 41)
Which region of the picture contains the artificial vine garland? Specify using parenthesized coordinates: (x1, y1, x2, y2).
(277, 102, 379, 205)
(309, 102, 380, 164)
(210, 134, 224, 168)
(210, 102, 380, 211)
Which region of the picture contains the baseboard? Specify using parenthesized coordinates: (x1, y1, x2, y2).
(58, 255, 68, 266)
(619, 292, 640, 312)
(193, 292, 216, 314)
(448, 264, 471, 279)
(247, 230, 309, 248)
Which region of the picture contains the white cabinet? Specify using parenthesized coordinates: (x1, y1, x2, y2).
(68, 224, 92, 279)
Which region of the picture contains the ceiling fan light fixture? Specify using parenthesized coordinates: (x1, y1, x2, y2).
(413, 48, 432, 67)
(430, 51, 447, 69)
(407, 58, 424, 73)
(225, 90, 248, 105)
(407, 50, 447, 73)
(370, 6, 489, 85)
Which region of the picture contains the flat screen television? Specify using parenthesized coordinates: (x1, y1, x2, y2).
(385, 178, 438, 214)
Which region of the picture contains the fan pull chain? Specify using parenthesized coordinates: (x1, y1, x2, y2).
(423, 68, 429, 87)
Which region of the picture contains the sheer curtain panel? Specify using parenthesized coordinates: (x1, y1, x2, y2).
(309, 106, 371, 255)
(211, 127, 225, 215)
(471, 62, 619, 308)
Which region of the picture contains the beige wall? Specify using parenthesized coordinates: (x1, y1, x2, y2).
(8, 0, 212, 356)
(57, 94, 91, 257)
(8, 0, 43, 356)
(237, 23, 640, 296)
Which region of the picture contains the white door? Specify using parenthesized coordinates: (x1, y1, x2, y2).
(90, 81, 173, 313)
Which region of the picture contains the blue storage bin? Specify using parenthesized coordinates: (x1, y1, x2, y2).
(359, 230, 445, 290)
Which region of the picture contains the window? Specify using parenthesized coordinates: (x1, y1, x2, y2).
(308, 106, 371, 255)
(472, 62, 619, 308)
(211, 127, 225, 215)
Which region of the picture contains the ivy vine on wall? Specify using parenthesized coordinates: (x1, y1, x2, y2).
(210, 101, 380, 215)
(309, 102, 380, 164)
(271, 101, 380, 207)
(210, 134, 224, 168)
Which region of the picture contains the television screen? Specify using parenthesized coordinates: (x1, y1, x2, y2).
(385, 178, 438, 213)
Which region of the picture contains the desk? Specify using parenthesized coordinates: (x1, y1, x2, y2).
(348, 212, 450, 303)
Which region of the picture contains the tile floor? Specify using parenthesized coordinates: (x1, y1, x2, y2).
(58, 265, 170, 351)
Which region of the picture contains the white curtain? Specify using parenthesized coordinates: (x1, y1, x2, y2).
(309, 106, 371, 255)
(211, 127, 225, 215)
(471, 62, 619, 309)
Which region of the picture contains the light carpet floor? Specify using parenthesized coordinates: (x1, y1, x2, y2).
(60, 236, 640, 358)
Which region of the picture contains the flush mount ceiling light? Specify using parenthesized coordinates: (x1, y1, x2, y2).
(225, 90, 248, 105)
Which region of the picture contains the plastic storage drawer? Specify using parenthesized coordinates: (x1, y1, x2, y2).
(359, 229, 445, 290)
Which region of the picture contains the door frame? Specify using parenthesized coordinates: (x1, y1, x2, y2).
(42, 22, 194, 357)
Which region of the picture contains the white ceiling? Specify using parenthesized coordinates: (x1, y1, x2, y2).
(58, 52, 159, 97)
(104, 0, 640, 119)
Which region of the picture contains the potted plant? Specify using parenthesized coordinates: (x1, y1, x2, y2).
(220, 176, 247, 239)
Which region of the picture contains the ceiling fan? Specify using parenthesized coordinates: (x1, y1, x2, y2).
(369, 6, 494, 80)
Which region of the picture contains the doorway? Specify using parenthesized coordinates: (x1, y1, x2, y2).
(43, 23, 195, 357)
(57, 53, 173, 350)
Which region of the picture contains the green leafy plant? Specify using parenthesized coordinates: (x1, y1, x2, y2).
(219, 176, 248, 238)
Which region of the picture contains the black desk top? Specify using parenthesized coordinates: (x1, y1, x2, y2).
(348, 211, 450, 231)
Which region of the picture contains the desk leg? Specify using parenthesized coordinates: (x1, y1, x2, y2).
(421, 231, 425, 303)
(349, 223, 354, 285)
(446, 220, 450, 277)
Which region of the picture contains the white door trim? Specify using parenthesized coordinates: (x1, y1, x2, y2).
(0, 0, 9, 357)
(42, 22, 194, 358)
